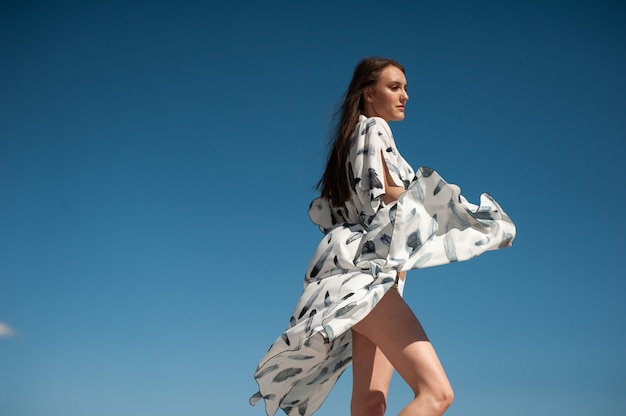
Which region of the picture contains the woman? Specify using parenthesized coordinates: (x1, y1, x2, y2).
(250, 57, 515, 416)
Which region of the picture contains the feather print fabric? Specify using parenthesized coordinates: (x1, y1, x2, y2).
(251, 115, 516, 416)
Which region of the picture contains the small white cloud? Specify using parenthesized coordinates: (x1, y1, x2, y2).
(0, 322, 16, 338)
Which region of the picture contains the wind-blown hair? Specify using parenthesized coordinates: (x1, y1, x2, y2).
(317, 57, 405, 207)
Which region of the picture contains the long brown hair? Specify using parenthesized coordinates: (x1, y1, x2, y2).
(316, 57, 405, 207)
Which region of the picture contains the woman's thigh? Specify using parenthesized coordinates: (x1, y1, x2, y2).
(352, 289, 451, 396)
(351, 329, 394, 403)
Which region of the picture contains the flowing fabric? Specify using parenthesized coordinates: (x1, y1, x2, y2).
(250, 116, 516, 416)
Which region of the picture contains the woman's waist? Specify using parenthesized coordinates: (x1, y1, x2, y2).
(304, 223, 368, 281)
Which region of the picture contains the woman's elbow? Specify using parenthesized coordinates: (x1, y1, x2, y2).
(382, 186, 405, 204)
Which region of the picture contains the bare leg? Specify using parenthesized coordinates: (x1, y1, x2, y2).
(352, 288, 454, 416)
(351, 330, 395, 416)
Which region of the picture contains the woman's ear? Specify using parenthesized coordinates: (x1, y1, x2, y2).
(363, 87, 373, 103)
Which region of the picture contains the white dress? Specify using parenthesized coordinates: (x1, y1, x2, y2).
(250, 115, 516, 416)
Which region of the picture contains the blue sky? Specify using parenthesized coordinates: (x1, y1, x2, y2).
(1, 1, 625, 415)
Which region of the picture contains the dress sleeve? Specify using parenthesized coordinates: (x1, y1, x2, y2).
(348, 117, 392, 224)
(354, 167, 516, 275)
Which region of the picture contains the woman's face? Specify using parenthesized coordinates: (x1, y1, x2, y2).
(363, 65, 409, 122)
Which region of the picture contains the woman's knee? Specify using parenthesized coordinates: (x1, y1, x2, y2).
(424, 385, 454, 414)
(351, 390, 387, 416)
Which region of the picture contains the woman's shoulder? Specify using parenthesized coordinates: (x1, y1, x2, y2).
(355, 115, 394, 144)
(356, 114, 391, 129)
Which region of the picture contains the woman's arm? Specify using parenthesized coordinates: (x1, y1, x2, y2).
(380, 151, 407, 281)
(380, 151, 406, 204)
